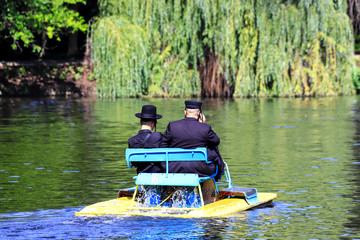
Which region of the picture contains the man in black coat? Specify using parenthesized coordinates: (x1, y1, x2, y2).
(128, 105, 163, 173)
(160, 100, 224, 180)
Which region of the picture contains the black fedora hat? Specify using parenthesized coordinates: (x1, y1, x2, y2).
(135, 105, 162, 119)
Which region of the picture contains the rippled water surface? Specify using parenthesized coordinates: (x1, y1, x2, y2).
(1, 97, 360, 239)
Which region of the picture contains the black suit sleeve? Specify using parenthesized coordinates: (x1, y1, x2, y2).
(207, 127, 220, 148)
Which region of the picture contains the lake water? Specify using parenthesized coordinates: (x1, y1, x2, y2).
(1, 97, 360, 239)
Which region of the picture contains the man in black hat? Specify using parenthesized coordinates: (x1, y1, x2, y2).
(128, 105, 163, 173)
(160, 100, 224, 180)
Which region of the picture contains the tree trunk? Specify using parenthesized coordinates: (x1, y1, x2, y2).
(67, 3, 80, 56)
(198, 52, 233, 98)
(348, 0, 360, 35)
(67, 32, 79, 56)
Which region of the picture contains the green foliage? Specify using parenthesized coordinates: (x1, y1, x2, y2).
(247, 0, 355, 97)
(92, 0, 355, 98)
(91, 16, 150, 97)
(352, 62, 360, 91)
(0, 0, 88, 57)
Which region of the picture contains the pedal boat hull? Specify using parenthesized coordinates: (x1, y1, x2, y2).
(75, 192, 277, 218)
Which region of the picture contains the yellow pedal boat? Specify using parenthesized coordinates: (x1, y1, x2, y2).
(75, 148, 277, 218)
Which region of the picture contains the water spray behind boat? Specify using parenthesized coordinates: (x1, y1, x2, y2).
(135, 186, 202, 208)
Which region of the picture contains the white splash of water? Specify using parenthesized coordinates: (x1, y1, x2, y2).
(134, 186, 201, 208)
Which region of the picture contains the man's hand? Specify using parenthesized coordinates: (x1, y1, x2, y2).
(199, 113, 206, 123)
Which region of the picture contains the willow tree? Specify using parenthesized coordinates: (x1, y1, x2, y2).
(91, 0, 355, 98)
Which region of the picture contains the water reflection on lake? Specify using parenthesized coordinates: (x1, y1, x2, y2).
(1, 96, 360, 239)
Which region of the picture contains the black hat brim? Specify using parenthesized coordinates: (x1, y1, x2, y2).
(135, 113, 162, 119)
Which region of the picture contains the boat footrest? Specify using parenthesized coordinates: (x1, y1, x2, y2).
(135, 173, 200, 186)
(218, 187, 260, 205)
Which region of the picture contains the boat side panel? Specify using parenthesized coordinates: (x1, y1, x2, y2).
(185, 193, 277, 218)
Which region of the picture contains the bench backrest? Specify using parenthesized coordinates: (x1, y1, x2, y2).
(126, 148, 208, 166)
(126, 147, 209, 175)
(126, 148, 212, 186)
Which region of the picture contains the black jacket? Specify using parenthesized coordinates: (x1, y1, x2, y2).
(161, 118, 219, 149)
(160, 117, 223, 179)
(128, 130, 163, 173)
(128, 129, 162, 148)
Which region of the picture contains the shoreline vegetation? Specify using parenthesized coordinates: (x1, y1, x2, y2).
(2, 1, 360, 98)
(1, 55, 360, 98)
(0, 60, 96, 97)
